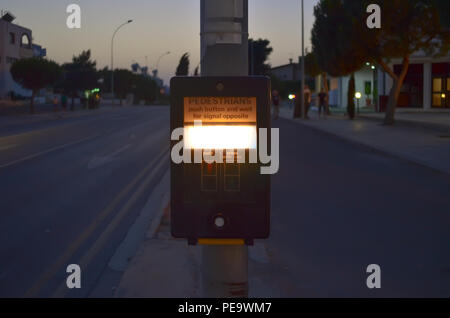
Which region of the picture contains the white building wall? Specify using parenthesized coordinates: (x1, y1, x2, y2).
(0, 19, 33, 98)
(334, 67, 375, 109)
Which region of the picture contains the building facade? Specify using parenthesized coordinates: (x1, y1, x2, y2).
(0, 11, 46, 99)
(332, 52, 450, 111)
(270, 58, 301, 81)
(381, 53, 450, 110)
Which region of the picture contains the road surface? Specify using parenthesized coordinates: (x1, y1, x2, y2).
(261, 118, 450, 297)
(1, 106, 449, 297)
(0, 106, 169, 297)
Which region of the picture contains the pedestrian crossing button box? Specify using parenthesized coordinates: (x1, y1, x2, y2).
(170, 76, 271, 244)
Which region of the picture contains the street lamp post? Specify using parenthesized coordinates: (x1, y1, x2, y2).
(111, 19, 133, 105)
(300, 0, 305, 119)
(154, 51, 171, 78)
(355, 92, 362, 115)
(154, 51, 170, 103)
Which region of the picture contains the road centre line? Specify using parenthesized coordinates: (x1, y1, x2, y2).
(0, 144, 18, 152)
(0, 116, 165, 169)
(24, 149, 168, 297)
(52, 152, 169, 298)
(0, 135, 102, 169)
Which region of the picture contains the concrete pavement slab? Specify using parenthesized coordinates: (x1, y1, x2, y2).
(279, 107, 450, 175)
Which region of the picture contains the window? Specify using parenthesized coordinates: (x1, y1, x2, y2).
(432, 78, 449, 108)
(9, 32, 15, 45)
(433, 78, 442, 92)
(21, 34, 31, 48)
(394, 63, 423, 108)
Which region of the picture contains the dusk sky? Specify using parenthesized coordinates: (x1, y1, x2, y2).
(1, 0, 318, 84)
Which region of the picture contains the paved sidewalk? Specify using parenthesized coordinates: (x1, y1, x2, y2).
(115, 203, 277, 298)
(279, 107, 450, 175)
(114, 204, 202, 298)
(359, 112, 450, 132)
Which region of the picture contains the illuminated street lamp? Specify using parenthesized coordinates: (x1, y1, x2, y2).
(111, 19, 133, 105)
(355, 92, 362, 114)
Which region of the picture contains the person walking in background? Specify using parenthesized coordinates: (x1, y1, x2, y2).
(318, 88, 328, 118)
(272, 89, 281, 120)
(304, 85, 312, 119)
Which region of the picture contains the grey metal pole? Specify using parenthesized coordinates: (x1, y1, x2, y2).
(111, 20, 133, 105)
(154, 51, 170, 103)
(250, 39, 254, 75)
(156, 51, 171, 76)
(300, 0, 305, 118)
(200, 0, 249, 298)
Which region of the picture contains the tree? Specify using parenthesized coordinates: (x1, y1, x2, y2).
(113, 69, 134, 105)
(311, 0, 449, 124)
(434, 0, 450, 29)
(347, 74, 356, 119)
(354, 0, 450, 125)
(308, 0, 367, 119)
(304, 52, 321, 79)
(248, 39, 273, 75)
(175, 53, 190, 76)
(10, 57, 61, 114)
(132, 73, 157, 104)
(62, 50, 98, 109)
(311, 1, 367, 78)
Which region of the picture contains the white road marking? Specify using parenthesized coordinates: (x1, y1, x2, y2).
(52, 152, 168, 297)
(24, 150, 167, 298)
(88, 144, 132, 170)
(108, 169, 170, 271)
(0, 135, 100, 169)
(0, 144, 18, 152)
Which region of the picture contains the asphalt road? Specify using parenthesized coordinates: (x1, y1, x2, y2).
(263, 118, 450, 297)
(1, 106, 449, 298)
(0, 106, 169, 297)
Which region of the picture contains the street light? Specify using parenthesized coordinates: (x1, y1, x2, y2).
(111, 19, 133, 105)
(300, 0, 305, 119)
(153, 51, 170, 103)
(154, 51, 171, 78)
(355, 92, 362, 114)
